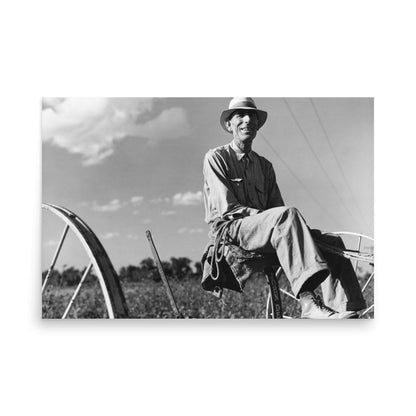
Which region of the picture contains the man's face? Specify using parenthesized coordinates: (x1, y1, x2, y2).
(227, 110, 259, 143)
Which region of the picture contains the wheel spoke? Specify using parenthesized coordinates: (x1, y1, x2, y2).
(42, 224, 69, 294)
(62, 262, 93, 319)
(362, 271, 374, 293)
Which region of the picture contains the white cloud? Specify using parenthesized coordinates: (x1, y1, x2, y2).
(142, 218, 152, 224)
(133, 210, 141, 215)
(137, 107, 191, 141)
(44, 239, 58, 247)
(177, 227, 204, 234)
(100, 232, 120, 240)
(131, 195, 144, 205)
(42, 98, 191, 166)
(161, 210, 176, 216)
(43, 97, 65, 109)
(150, 197, 170, 204)
(127, 234, 139, 240)
(90, 199, 126, 212)
(172, 191, 203, 206)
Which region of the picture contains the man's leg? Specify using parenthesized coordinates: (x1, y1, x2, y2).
(228, 206, 329, 297)
(315, 233, 367, 312)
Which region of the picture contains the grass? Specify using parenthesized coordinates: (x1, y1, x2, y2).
(42, 273, 373, 319)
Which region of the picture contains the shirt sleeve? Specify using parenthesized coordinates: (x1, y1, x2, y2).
(204, 151, 261, 220)
(266, 163, 285, 208)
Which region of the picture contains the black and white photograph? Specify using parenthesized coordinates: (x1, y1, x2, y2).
(3, 1, 416, 415)
(41, 97, 374, 319)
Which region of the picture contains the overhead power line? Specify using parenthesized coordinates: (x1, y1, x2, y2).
(309, 98, 369, 228)
(259, 131, 344, 229)
(282, 98, 364, 232)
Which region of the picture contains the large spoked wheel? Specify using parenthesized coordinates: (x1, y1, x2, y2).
(42, 203, 129, 319)
(266, 231, 374, 319)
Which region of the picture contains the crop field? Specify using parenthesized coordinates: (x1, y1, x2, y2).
(41, 273, 373, 319)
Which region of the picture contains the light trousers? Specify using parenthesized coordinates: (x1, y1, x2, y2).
(227, 206, 366, 312)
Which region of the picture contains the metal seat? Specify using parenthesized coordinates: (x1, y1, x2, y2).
(209, 245, 285, 319)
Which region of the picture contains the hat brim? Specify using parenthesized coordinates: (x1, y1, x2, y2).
(220, 107, 268, 133)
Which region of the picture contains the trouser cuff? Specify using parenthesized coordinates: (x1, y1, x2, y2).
(291, 263, 330, 298)
(346, 299, 367, 311)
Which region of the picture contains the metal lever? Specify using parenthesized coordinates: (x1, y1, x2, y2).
(146, 230, 183, 319)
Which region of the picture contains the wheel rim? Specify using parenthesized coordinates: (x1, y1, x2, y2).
(42, 203, 129, 319)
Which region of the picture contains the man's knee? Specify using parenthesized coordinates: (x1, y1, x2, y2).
(267, 206, 301, 227)
(268, 205, 299, 217)
(285, 206, 300, 217)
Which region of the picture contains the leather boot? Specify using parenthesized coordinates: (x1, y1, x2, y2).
(300, 291, 358, 319)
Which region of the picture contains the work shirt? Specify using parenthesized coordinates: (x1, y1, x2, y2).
(203, 141, 284, 224)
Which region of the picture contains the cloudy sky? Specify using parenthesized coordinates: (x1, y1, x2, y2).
(41, 97, 373, 271)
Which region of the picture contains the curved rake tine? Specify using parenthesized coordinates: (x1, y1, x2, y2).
(328, 231, 374, 242)
(360, 304, 374, 317)
(354, 235, 362, 273)
(62, 262, 93, 319)
(280, 288, 298, 301)
(266, 291, 272, 318)
(362, 271, 374, 293)
(42, 224, 69, 294)
(316, 241, 373, 264)
(267, 293, 296, 318)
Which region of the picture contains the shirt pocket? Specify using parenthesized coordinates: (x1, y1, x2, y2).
(231, 178, 244, 201)
(255, 183, 268, 209)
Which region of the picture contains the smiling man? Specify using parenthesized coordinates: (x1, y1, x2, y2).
(202, 97, 366, 319)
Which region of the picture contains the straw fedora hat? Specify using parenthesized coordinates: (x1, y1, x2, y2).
(220, 97, 268, 133)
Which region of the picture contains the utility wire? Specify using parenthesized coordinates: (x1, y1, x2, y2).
(259, 131, 344, 229)
(282, 98, 364, 231)
(309, 98, 369, 228)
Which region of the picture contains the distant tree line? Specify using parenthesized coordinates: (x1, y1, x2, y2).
(42, 257, 371, 289)
(42, 257, 203, 287)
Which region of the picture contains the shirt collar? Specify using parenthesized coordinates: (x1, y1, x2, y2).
(230, 141, 253, 162)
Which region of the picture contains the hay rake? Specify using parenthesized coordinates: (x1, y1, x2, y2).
(42, 204, 374, 319)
